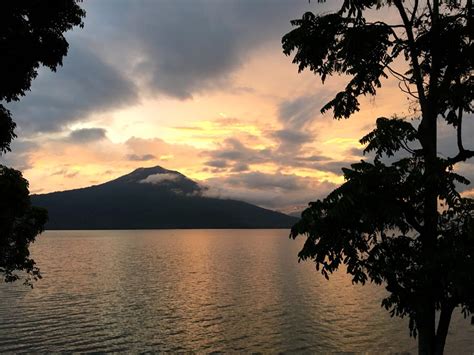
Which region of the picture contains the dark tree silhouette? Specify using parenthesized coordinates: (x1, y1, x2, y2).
(0, 166, 47, 285)
(283, 1, 473, 354)
(0, 1, 85, 285)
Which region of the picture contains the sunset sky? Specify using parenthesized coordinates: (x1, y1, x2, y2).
(2, 0, 473, 213)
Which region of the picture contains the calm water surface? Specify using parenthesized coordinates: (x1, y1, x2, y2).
(0, 230, 472, 353)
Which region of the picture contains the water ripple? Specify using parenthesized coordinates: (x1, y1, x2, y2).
(0, 230, 472, 353)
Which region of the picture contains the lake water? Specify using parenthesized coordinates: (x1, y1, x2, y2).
(0, 230, 472, 353)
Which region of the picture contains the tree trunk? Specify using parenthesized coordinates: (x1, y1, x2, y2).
(417, 0, 442, 353)
(434, 304, 455, 355)
(417, 110, 439, 355)
(417, 303, 455, 355)
(417, 309, 436, 355)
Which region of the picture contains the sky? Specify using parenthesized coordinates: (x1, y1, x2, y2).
(2, 0, 473, 213)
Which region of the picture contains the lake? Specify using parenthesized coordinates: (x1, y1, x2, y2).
(0, 230, 472, 353)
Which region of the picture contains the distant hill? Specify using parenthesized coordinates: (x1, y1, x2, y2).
(31, 166, 298, 229)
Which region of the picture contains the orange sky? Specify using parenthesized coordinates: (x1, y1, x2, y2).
(2, 0, 473, 212)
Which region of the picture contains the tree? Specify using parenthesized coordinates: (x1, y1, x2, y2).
(0, 166, 48, 285)
(282, 1, 473, 354)
(0, 1, 85, 285)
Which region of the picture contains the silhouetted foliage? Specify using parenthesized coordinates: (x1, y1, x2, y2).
(0, 1, 85, 285)
(0, 106, 16, 154)
(0, 166, 47, 285)
(283, 1, 473, 354)
(0, 1, 85, 102)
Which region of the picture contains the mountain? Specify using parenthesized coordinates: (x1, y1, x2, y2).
(31, 166, 298, 229)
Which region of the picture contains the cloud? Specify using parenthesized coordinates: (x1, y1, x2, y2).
(463, 187, 474, 198)
(3, 0, 418, 214)
(69, 128, 107, 143)
(437, 116, 474, 159)
(295, 154, 332, 162)
(273, 129, 313, 146)
(8, 44, 138, 133)
(455, 161, 474, 194)
(206, 159, 229, 168)
(5, 0, 322, 135)
(127, 153, 156, 161)
(65, 171, 79, 178)
(4, 0, 334, 136)
(124, 136, 202, 171)
(346, 147, 365, 158)
(204, 137, 273, 170)
(278, 95, 324, 129)
(132, 1, 294, 99)
(270, 95, 331, 154)
(140, 172, 180, 184)
(2, 131, 210, 195)
(231, 163, 250, 172)
(51, 169, 80, 178)
(0, 139, 38, 171)
(203, 135, 347, 176)
(202, 171, 337, 210)
(226, 171, 304, 191)
(82, 0, 317, 100)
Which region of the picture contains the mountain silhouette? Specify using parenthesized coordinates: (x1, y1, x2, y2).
(31, 166, 297, 229)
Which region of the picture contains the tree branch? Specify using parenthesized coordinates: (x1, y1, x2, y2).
(383, 60, 421, 101)
(427, 0, 442, 109)
(404, 210, 423, 234)
(446, 150, 474, 166)
(400, 140, 416, 155)
(445, 102, 474, 166)
(367, 21, 405, 29)
(410, 0, 420, 25)
(427, 0, 433, 18)
(457, 107, 464, 152)
(398, 81, 420, 100)
(393, 0, 427, 113)
(367, 21, 405, 42)
(387, 65, 411, 82)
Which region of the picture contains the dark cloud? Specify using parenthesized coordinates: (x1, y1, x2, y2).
(206, 159, 229, 168)
(82, 0, 322, 99)
(315, 161, 351, 175)
(8, 44, 138, 133)
(0, 139, 38, 171)
(295, 154, 332, 162)
(205, 138, 274, 172)
(127, 154, 157, 162)
(204, 136, 346, 174)
(69, 128, 107, 143)
(51, 169, 68, 176)
(6, 1, 334, 134)
(203, 171, 337, 210)
(437, 116, 474, 159)
(278, 95, 325, 129)
(346, 147, 365, 157)
(65, 171, 79, 178)
(273, 129, 313, 146)
(51, 168, 79, 179)
(212, 138, 272, 163)
(172, 126, 204, 131)
(225, 172, 304, 191)
(272, 95, 333, 154)
(231, 163, 250, 172)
